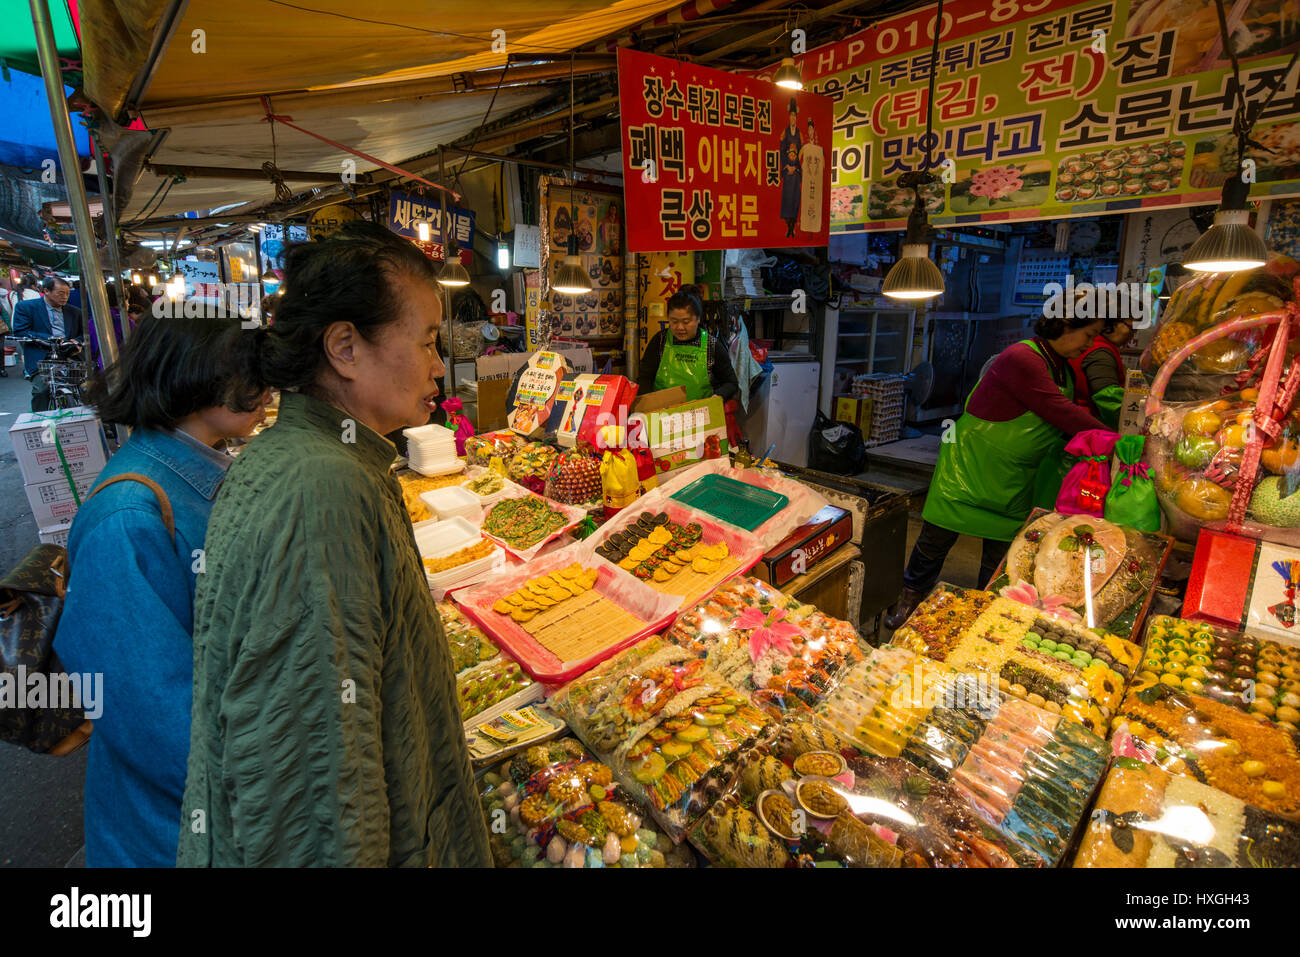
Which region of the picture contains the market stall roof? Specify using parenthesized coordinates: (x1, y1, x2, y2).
(0, 0, 79, 77)
(76, 0, 697, 220)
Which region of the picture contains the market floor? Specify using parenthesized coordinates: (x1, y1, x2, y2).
(0, 369, 88, 868)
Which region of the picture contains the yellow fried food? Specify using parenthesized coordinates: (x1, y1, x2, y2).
(676, 546, 697, 562)
(647, 527, 672, 545)
(534, 594, 557, 608)
(692, 557, 720, 574)
(619, 557, 638, 570)
(506, 593, 527, 606)
(493, 599, 514, 615)
(511, 608, 538, 623)
(653, 568, 672, 583)
(545, 587, 570, 601)
(560, 564, 584, 579)
(519, 601, 541, 612)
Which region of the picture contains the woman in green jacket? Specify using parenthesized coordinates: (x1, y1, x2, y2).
(178, 223, 490, 867)
(883, 310, 1105, 630)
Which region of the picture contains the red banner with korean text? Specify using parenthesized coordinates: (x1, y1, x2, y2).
(618, 48, 833, 251)
(749, 0, 1300, 232)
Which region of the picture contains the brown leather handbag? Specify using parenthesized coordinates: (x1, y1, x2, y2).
(0, 473, 173, 755)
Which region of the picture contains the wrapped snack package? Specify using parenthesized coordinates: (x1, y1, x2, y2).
(692, 716, 1035, 868)
(667, 577, 867, 717)
(464, 430, 525, 467)
(988, 509, 1170, 642)
(1113, 683, 1300, 820)
(436, 600, 502, 673)
(1148, 387, 1300, 544)
(549, 637, 773, 841)
(1074, 759, 1300, 868)
(1055, 429, 1119, 517)
(544, 449, 604, 506)
(1139, 260, 1298, 403)
(477, 737, 693, 868)
(436, 601, 534, 721)
(1134, 615, 1300, 732)
(892, 584, 1140, 734)
(508, 441, 559, 495)
(813, 646, 1109, 864)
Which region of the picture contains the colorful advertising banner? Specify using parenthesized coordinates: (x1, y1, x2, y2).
(618, 48, 833, 252)
(750, 0, 1300, 233)
(539, 176, 625, 339)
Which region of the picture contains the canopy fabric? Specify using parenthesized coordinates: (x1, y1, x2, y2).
(0, 0, 80, 77)
(76, 0, 686, 220)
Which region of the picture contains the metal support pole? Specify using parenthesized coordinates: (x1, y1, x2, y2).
(439, 147, 457, 397)
(91, 133, 129, 343)
(29, 0, 118, 368)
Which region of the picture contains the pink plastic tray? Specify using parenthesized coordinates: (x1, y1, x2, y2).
(455, 547, 682, 684)
(479, 489, 588, 561)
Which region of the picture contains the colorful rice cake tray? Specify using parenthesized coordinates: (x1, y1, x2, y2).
(436, 600, 502, 674)
(477, 737, 693, 869)
(813, 646, 1109, 865)
(1112, 683, 1300, 820)
(690, 716, 1037, 868)
(548, 637, 773, 842)
(1073, 759, 1300, 868)
(588, 503, 765, 611)
(1137, 615, 1300, 732)
(893, 583, 1141, 734)
(988, 509, 1172, 644)
(667, 576, 868, 718)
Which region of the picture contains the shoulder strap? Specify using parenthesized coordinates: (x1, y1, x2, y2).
(86, 473, 176, 542)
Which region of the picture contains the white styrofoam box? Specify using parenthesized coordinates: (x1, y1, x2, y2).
(412, 516, 502, 589)
(24, 472, 99, 528)
(9, 407, 110, 486)
(420, 486, 483, 524)
(38, 522, 72, 548)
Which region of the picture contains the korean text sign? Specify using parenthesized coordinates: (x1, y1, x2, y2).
(618, 48, 833, 252)
(387, 189, 477, 246)
(752, 0, 1300, 233)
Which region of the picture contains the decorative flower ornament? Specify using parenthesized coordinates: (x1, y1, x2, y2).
(1000, 581, 1083, 622)
(734, 606, 803, 663)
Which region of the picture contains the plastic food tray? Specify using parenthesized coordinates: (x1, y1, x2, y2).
(670, 474, 789, 531)
(480, 490, 588, 562)
(454, 549, 682, 684)
(413, 517, 503, 589)
(420, 485, 484, 524)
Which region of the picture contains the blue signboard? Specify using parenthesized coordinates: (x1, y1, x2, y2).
(387, 189, 475, 247)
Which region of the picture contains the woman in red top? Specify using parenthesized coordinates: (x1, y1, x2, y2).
(1068, 316, 1132, 429)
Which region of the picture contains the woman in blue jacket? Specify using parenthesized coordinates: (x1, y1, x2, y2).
(54, 314, 269, 867)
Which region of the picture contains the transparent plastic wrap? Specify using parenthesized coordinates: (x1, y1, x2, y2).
(543, 449, 603, 506)
(1073, 759, 1300, 868)
(1147, 388, 1300, 545)
(585, 503, 765, 612)
(666, 576, 867, 718)
(988, 509, 1171, 642)
(1139, 261, 1297, 402)
(813, 646, 1109, 864)
(480, 489, 587, 561)
(690, 715, 1036, 868)
(892, 584, 1141, 734)
(507, 441, 559, 495)
(397, 469, 474, 524)
(436, 600, 502, 674)
(476, 737, 695, 868)
(455, 553, 681, 684)
(1112, 683, 1300, 820)
(1134, 615, 1300, 732)
(549, 637, 773, 842)
(464, 430, 525, 467)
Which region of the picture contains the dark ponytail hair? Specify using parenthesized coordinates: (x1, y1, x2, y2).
(86, 313, 264, 429)
(235, 220, 440, 391)
(665, 283, 704, 320)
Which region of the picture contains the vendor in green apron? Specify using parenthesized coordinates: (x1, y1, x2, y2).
(636, 284, 739, 402)
(883, 310, 1105, 630)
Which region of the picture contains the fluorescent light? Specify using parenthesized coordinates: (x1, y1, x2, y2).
(417, 222, 431, 243)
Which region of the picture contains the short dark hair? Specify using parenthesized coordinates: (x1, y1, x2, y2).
(236, 220, 439, 391)
(665, 283, 704, 319)
(42, 276, 68, 292)
(85, 314, 264, 429)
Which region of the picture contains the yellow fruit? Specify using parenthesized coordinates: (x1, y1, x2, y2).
(1261, 441, 1300, 475)
(1219, 424, 1247, 448)
(1173, 477, 1233, 521)
(1192, 339, 1246, 375)
(1241, 387, 1260, 402)
(1182, 409, 1223, 435)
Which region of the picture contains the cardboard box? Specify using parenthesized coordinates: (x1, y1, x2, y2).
(9, 407, 109, 486)
(24, 472, 99, 528)
(833, 394, 873, 433)
(553, 374, 638, 449)
(628, 396, 728, 475)
(38, 523, 72, 548)
(631, 386, 688, 415)
(474, 344, 592, 432)
(753, 504, 853, 587)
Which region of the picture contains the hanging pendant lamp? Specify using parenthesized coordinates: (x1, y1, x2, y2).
(774, 57, 803, 90)
(556, 54, 592, 297)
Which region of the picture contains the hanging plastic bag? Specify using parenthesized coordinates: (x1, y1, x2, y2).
(1104, 434, 1161, 532)
(1055, 429, 1119, 517)
(807, 410, 866, 474)
(441, 397, 476, 456)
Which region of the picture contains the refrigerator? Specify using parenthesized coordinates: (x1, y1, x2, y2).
(737, 360, 821, 467)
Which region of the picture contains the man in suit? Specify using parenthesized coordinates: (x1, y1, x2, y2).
(12, 276, 84, 378)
